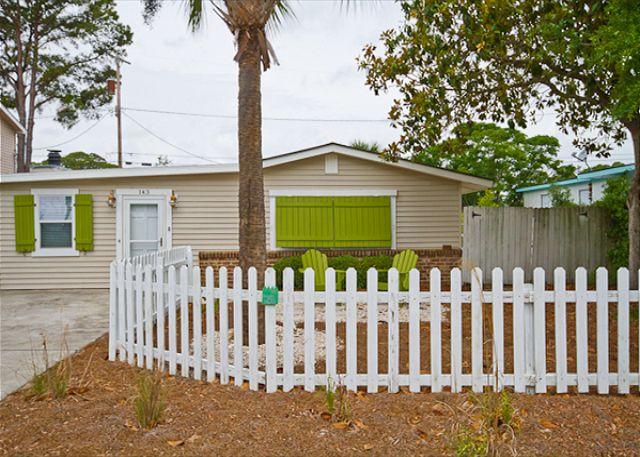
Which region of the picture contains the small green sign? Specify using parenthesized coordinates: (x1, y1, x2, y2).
(262, 286, 278, 305)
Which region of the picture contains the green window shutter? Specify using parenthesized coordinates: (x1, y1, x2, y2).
(75, 194, 93, 251)
(276, 197, 334, 248)
(275, 196, 392, 248)
(14, 194, 36, 252)
(333, 197, 392, 248)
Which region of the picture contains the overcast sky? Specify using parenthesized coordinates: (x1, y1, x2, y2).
(30, 0, 634, 168)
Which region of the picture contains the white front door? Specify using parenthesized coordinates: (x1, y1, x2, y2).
(116, 190, 172, 259)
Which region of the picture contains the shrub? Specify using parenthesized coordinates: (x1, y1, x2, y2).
(134, 369, 166, 429)
(357, 255, 393, 288)
(595, 174, 630, 270)
(328, 255, 359, 275)
(273, 255, 303, 289)
(274, 254, 397, 289)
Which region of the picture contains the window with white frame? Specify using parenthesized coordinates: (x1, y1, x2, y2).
(33, 189, 79, 256)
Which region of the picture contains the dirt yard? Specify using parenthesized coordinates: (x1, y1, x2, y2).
(1, 335, 639, 456)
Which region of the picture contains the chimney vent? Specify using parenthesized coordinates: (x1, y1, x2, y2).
(47, 149, 62, 167)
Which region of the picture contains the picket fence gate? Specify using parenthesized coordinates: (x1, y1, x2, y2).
(109, 259, 640, 395)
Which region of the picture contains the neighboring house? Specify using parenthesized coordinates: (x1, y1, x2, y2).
(0, 143, 491, 290)
(517, 164, 634, 208)
(0, 104, 26, 174)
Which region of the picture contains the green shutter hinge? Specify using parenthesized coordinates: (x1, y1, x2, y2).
(262, 287, 278, 306)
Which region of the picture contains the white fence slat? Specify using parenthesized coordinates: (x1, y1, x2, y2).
(346, 268, 358, 391)
(491, 268, 504, 391)
(596, 267, 609, 394)
(471, 268, 483, 393)
(617, 268, 630, 394)
(282, 268, 295, 392)
(219, 267, 229, 385)
(168, 266, 177, 375)
(248, 267, 259, 391)
(180, 265, 190, 378)
(325, 268, 337, 389)
(554, 268, 568, 393)
(533, 268, 547, 393)
(408, 269, 421, 393)
(125, 263, 134, 365)
(388, 268, 400, 393)
(108, 262, 117, 361)
(156, 260, 165, 369)
(144, 264, 154, 370)
(450, 268, 462, 393)
(117, 261, 126, 362)
(304, 269, 315, 392)
(193, 267, 202, 381)
(205, 267, 216, 382)
(367, 268, 379, 393)
(430, 269, 442, 393)
(135, 263, 144, 368)
(575, 267, 589, 393)
(233, 267, 243, 386)
(513, 268, 525, 392)
(265, 268, 277, 393)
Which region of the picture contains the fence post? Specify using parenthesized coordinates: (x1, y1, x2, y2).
(523, 282, 535, 394)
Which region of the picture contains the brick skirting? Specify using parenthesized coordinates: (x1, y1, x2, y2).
(198, 246, 462, 288)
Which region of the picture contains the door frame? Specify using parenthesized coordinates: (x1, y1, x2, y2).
(115, 188, 173, 259)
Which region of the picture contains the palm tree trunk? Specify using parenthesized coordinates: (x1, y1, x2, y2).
(628, 119, 640, 288)
(237, 30, 267, 342)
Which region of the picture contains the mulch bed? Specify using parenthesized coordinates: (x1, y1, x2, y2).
(1, 335, 640, 456)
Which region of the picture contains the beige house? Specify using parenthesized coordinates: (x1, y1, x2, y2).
(0, 143, 491, 290)
(0, 104, 25, 174)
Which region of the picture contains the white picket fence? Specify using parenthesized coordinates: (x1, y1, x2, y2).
(108, 262, 640, 394)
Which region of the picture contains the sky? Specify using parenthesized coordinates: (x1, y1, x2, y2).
(30, 0, 635, 168)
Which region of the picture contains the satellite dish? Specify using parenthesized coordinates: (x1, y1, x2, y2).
(571, 150, 588, 161)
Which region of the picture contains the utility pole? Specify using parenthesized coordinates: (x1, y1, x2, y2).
(113, 56, 130, 168)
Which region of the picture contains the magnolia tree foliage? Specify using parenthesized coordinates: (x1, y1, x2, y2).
(359, 0, 640, 280)
(413, 122, 575, 206)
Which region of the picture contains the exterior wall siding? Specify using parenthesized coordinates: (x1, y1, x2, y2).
(0, 117, 16, 174)
(0, 154, 464, 289)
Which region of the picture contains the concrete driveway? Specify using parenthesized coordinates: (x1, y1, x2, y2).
(0, 289, 109, 399)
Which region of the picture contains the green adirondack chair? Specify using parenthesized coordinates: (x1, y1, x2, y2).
(379, 250, 419, 291)
(299, 249, 346, 290)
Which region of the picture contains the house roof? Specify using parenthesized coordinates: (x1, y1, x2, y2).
(516, 164, 634, 193)
(0, 142, 492, 192)
(0, 104, 26, 134)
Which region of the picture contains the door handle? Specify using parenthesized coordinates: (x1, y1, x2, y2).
(160, 237, 163, 247)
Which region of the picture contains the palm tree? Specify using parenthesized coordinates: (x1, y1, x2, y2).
(143, 0, 293, 277)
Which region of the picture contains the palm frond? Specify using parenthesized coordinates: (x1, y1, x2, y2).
(185, 0, 206, 32)
(267, 0, 296, 33)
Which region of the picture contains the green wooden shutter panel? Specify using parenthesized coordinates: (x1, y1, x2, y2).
(75, 194, 93, 251)
(275, 196, 392, 248)
(14, 194, 35, 252)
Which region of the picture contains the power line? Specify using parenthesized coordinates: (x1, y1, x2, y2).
(32, 114, 109, 150)
(122, 106, 391, 123)
(122, 111, 220, 163)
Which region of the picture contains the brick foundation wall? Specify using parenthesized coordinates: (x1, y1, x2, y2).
(198, 246, 461, 289)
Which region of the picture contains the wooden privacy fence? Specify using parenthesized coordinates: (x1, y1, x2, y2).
(462, 206, 610, 283)
(108, 263, 640, 395)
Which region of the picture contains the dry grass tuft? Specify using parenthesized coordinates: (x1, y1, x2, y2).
(134, 369, 166, 430)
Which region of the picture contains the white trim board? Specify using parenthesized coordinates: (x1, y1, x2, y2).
(269, 190, 397, 250)
(269, 189, 397, 197)
(1, 143, 492, 192)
